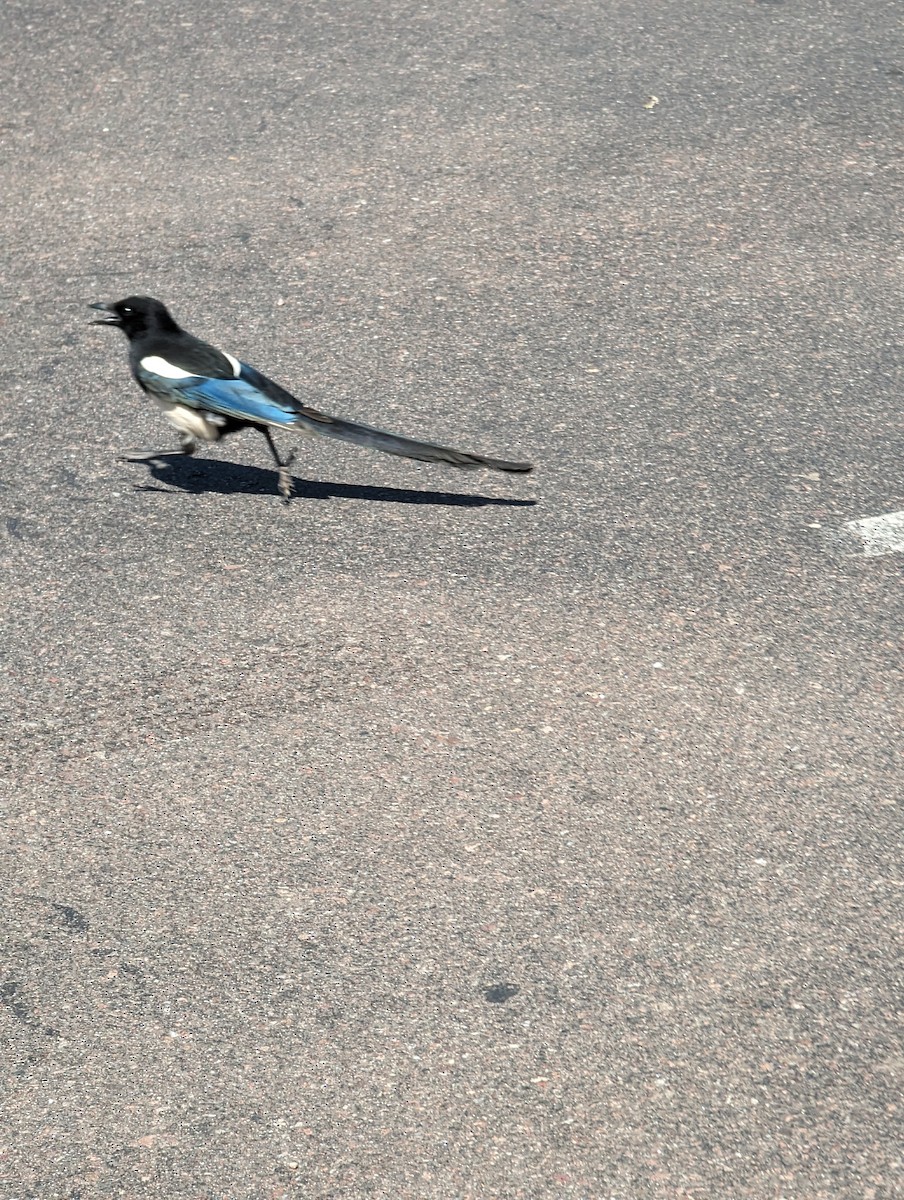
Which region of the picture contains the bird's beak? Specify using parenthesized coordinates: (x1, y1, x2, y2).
(89, 301, 121, 326)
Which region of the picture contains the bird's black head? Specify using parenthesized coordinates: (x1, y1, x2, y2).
(89, 295, 181, 339)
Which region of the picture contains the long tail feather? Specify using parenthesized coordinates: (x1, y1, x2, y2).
(292, 405, 532, 473)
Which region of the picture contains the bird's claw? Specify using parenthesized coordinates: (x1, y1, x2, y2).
(278, 449, 297, 504)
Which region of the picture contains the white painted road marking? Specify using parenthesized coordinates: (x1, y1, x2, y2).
(825, 510, 904, 558)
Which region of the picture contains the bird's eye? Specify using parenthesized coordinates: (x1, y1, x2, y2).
(123, 307, 132, 313)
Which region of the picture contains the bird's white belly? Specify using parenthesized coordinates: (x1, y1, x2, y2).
(155, 399, 223, 442)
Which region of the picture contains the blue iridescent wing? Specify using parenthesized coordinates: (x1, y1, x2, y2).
(136, 359, 302, 428)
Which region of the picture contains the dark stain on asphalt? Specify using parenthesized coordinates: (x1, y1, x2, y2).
(0, 981, 59, 1039)
(49, 902, 90, 933)
(483, 983, 520, 1004)
(0, 981, 33, 1023)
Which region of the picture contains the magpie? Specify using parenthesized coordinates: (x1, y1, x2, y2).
(90, 296, 533, 502)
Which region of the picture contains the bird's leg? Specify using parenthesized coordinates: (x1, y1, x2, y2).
(121, 433, 198, 461)
(261, 428, 297, 504)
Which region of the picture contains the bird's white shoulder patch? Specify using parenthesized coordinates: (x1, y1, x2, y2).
(223, 352, 242, 377)
(141, 355, 197, 380)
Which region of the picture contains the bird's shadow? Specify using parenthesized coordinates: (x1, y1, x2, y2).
(127, 453, 537, 508)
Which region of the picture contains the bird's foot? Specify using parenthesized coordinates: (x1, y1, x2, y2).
(278, 449, 297, 504)
(119, 447, 189, 462)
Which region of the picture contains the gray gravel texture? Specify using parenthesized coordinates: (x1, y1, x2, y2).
(1, 0, 901, 1197)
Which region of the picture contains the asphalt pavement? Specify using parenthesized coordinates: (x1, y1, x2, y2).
(1, 1, 901, 1196)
